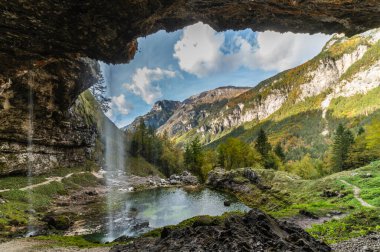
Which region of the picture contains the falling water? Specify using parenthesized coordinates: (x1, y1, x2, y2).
(102, 75, 126, 242)
(26, 73, 35, 236)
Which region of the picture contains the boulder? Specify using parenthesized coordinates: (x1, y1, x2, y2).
(43, 214, 73, 230)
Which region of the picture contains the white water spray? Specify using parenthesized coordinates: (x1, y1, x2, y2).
(101, 72, 126, 242)
(26, 73, 35, 236)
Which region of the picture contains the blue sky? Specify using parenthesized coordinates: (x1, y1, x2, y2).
(101, 22, 331, 128)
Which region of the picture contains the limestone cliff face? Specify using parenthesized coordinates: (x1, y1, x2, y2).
(156, 87, 250, 137)
(0, 57, 100, 175)
(148, 29, 380, 144)
(124, 100, 182, 132)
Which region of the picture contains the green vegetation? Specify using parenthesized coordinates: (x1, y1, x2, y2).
(330, 123, 354, 172)
(35, 235, 114, 248)
(308, 209, 380, 244)
(0, 169, 102, 236)
(217, 138, 261, 170)
(340, 39, 380, 81)
(128, 119, 184, 177)
(141, 211, 245, 239)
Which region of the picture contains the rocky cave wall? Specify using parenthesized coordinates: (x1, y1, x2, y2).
(0, 0, 379, 175)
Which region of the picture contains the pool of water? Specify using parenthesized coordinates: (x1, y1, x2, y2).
(103, 187, 250, 241)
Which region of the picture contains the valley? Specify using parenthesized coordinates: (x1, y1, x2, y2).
(1, 1, 380, 251)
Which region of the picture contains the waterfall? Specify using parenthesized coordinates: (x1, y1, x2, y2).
(101, 67, 126, 242)
(26, 73, 35, 236)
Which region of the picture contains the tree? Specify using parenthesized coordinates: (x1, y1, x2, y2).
(92, 74, 111, 112)
(128, 119, 183, 177)
(184, 137, 204, 180)
(274, 142, 286, 161)
(217, 138, 261, 170)
(255, 128, 271, 158)
(331, 123, 354, 172)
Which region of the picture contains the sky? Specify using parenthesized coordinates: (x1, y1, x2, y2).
(101, 22, 331, 128)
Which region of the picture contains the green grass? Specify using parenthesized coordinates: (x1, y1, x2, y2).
(35, 235, 114, 248)
(339, 161, 380, 207)
(308, 209, 380, 244)
(141, 211, 245, 238)
(0, 171, 103, 235)
(225, 161, 380, 219)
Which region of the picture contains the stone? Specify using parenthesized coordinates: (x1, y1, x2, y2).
(110, 209, 331, 252)
(224, 200, 231, 207)
(299, 210, 319, 220)
(43, 214, 73, 230)
(169, 179, 179, 185)
(243, 168, 258, 183)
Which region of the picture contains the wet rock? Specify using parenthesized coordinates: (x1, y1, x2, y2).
(113, 235, 133, 243)
(299, 210, 319, 220)
(111, 209, 331, 252)
(130, 221, 149, 232)
(169, 179, 179, 185)
(85, 190, 98, 196)
(43, 214, 72, 230)
(224, 200, 231, 207)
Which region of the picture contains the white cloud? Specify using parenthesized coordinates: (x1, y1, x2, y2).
(105, 94, 132, 120)
(123, 67, 176, 104)
(111, 94, 132, 115)
(173, 23, 224, 77)
(173, 22, 331, 77)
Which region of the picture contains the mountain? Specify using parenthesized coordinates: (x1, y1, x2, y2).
(156, 86, 251, 138)
(127, 28, 380, 161)
(123, 86, 250, 133)
(123, 100, 181, 132)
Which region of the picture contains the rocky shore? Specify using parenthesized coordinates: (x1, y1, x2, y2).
(110, 209, 331, 252)
(107, 171, 199, 192)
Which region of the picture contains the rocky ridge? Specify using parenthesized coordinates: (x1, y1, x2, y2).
(156, 86, 250, 137)
(148, 28, 380, 144)
(123, 100, 181, 132)
(110, 208, 331, 252)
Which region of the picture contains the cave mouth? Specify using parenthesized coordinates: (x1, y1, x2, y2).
(100, 22, 332, 128)
(0, 1, 380, 250)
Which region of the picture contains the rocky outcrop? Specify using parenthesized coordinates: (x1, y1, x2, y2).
(157, 86, 250, 137)
(124, 100, 181, 132)
(206, 168, 260, 193)
(108, 171, 198, 191)
(1, 0, 380, 68)
(0, 57, 100, 175)
(110, 209, 331, 252)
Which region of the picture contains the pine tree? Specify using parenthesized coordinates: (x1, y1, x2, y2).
(92, 74, 111, 112)
(183, 137, 204, 178)
(255, 128, 271, 158)
(331, 123, 354, 172)
(274, 142, 285, 161)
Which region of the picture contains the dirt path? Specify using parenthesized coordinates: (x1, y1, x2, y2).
(0, 172, 87, 193)
(340, 180, 374, 208)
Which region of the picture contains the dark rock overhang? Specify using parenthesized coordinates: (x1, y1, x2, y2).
(1, 0, 380, 66)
